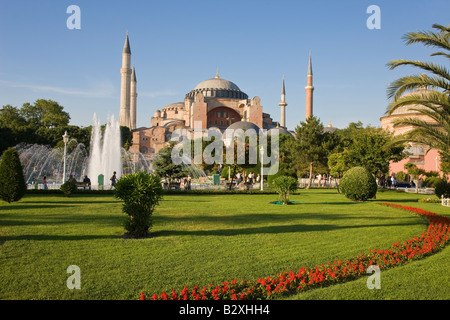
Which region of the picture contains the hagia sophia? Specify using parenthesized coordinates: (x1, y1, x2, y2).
(117, 33, 444, 176)
(120, 33, 309, 158)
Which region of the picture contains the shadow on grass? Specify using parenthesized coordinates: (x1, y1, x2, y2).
(152, 220, 423, 238)
(0, 234, 118, 242)
(0, 205, 76, 211)
(0, 213, 124, 227)
(154, 209, 420, 225)
(20, 200, 120, 205)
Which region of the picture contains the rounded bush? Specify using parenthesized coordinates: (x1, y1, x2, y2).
(340, 166, 377, 201)
(60, 181, 77, 197)
(434, 180, 450, 199)
(423, 177, 444, 188)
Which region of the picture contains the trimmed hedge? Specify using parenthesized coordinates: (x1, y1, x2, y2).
(0, 148, 27, 203)
(339, 166, 377, 201)
(434, 180, 450, 199)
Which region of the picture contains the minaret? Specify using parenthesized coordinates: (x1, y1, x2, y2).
(119, 32, 132, 128)
(130, 65, 137, 130)
(305, 51, 314, 120)
(278, 75, 287, 127)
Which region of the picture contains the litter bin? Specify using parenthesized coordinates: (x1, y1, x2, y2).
(98, 174, 104, 190)
(213, 174, 220, 185)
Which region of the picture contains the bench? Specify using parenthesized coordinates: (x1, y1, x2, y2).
(74, 182, 91, 190)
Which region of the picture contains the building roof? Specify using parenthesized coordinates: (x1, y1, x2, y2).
(307, 51, 312, 76)
(186, 73, 248, 99)
(226, 121, 260, 132)
(194, 77, 241, 91)
(123, 33, 131, 54)
(267, 126, 293, 137)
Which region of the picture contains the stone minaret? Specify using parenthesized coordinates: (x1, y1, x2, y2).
(278, 75, 287, 127)
(119, 32, 132, 128)
(305, 51, 314, 120)
(130, 65, 137, 130)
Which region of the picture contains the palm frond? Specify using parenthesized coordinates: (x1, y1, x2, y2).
(386, 74, 450, 101)
(402, 25, 450, 51)
(431, 24, 450, 34)
(386, 90, 450, 116)
(430, 51, 450, 59)
(392, 117, 449, 150)
(386, 60, 450, 82)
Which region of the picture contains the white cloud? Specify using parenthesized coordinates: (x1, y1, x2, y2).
(0, 79, 115, 99)
(139, 89, 178, 98)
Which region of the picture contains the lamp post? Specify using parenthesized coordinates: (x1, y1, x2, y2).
(62, 131, 69, 184)
(260, 145, 264, 191)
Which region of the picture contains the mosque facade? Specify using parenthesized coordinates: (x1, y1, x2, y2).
(118, 34, 313, 158)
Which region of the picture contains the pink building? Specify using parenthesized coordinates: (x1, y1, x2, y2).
(380, 88, 444, 180)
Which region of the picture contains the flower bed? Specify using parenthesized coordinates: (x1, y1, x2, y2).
(140, 203, 450, 300)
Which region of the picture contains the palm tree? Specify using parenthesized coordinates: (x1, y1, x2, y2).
(386, 24, 450, 168)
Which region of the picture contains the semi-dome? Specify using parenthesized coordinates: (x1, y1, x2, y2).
(186, 72, 248, 100)
(226, 121, 260, 133)
(267, 126, 294, 137)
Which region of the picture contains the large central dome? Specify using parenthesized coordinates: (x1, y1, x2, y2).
(194, 77, 241, 91)
(186, 72, 248, 100)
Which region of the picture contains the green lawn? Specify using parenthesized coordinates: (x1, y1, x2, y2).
(0, 189, 448, 300)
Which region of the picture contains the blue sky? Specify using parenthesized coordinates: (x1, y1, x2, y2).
(0, 0, 448, 130)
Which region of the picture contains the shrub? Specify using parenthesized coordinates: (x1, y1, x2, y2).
(339, 166, 377, 201)
(114, 171, 163, 238)
(272, 175, 298, 204)
(423, 177, 444, 188)
(0, 148, 27, 203)
(395, 171, 406, 182)
(434, 180, 450, 199)
(60, 181, 77, 197)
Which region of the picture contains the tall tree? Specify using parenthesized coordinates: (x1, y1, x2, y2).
(386, 23, 450, 170)
(293, 116, 331, 189)
(329, 124, 406, 178)
(152, 142, 188, 180)
(20, 99, 70, 128)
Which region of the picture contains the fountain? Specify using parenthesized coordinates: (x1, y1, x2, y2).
(87, 114, 122, 187)
(11, 113, 152, 189)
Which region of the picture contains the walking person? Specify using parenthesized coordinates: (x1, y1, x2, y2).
(110, 171, 117, 190)
(43, 176, 48, 190)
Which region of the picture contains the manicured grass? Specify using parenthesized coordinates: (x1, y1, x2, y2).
(0, 189, 448, 300)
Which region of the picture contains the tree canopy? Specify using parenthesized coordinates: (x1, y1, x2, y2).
(386, 23, 450, 170)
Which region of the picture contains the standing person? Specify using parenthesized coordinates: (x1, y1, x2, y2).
(323, 174, 327, 187)
(336, 174, 341, 194)
(110, 171, 117, 190)
(186, 174, 191, 190)
(83, 175, 91, 190)
(43, 176, 48, 190)
(256, 173, 260, 183)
